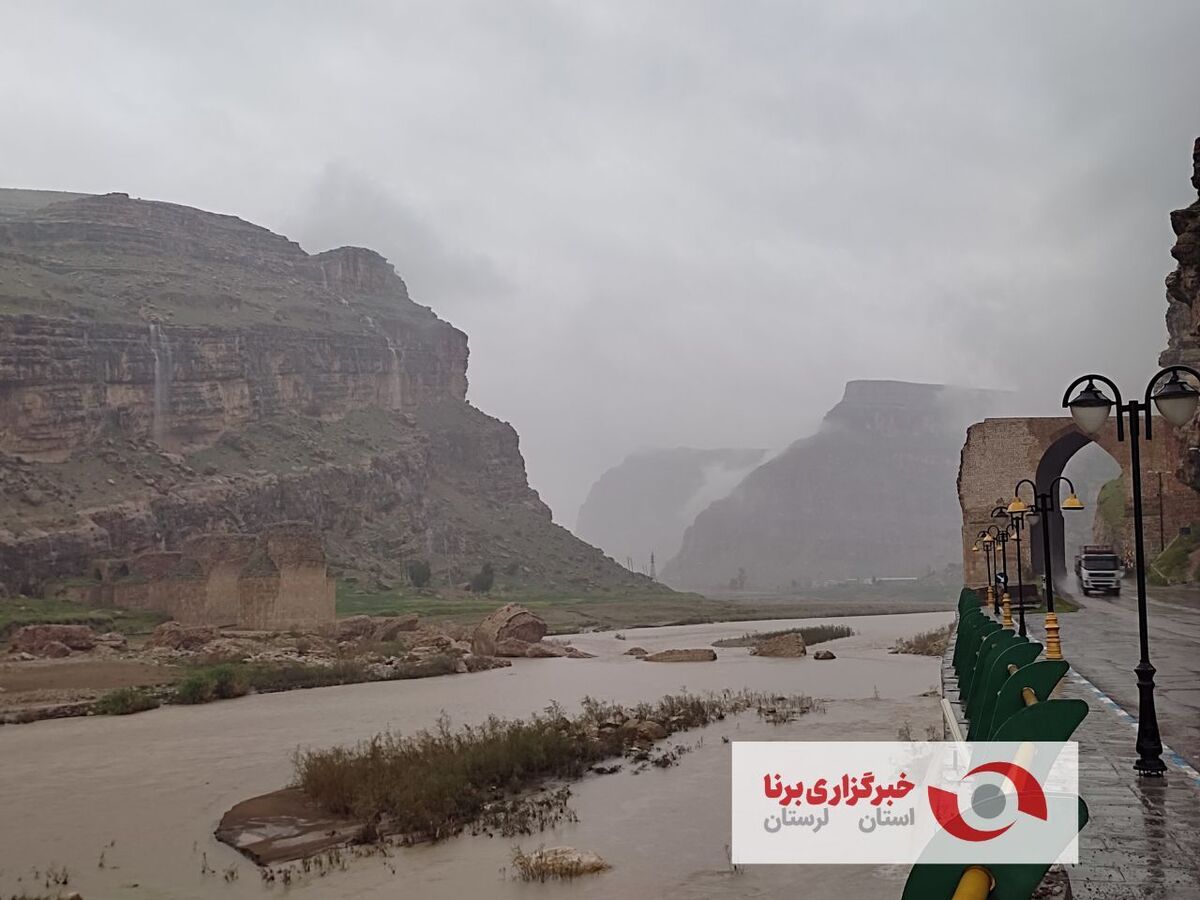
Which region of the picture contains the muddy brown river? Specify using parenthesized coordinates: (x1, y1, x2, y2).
(0, 611, 951, 899)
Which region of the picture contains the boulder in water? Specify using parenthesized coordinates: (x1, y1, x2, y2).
(642, 648, 717, 663)
(471, 604, 547, 656)
(750, 633, 807, 658)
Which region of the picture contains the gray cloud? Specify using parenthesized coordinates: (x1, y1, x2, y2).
(2, 1, 1199, 526)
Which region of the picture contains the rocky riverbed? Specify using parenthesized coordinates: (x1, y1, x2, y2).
(0, 604, 592, 723)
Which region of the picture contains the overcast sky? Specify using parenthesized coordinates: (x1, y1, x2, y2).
(4, 2, 1200, 526)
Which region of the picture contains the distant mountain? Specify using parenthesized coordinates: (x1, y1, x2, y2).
(575, 447, 768, 573)
(660, 380, 1010, 590)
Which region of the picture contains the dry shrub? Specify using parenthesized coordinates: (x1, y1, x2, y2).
(713, 623, 853, 648)
(511, 846, 610, 881)
(893, 625, 952, 657)
(294, 690, 818, 842)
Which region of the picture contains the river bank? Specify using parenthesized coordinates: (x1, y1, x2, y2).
(0, 590, 955, 725)
(0, 609, 951, 900)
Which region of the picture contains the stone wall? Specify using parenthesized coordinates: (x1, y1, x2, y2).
(958, 417, 1200, 588)
(88, 523, 334, 629)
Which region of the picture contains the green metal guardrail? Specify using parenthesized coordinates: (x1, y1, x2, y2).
(901, 588, 1089, 899)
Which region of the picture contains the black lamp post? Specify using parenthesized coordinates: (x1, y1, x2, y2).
(983, 527, 1002, 616)
(1009, 476, 1085, 660)
(1063, 366, 1200, 777)
(974, 529, 994, 611)
(1008, 513, 1029, 637)
(991, 507, 1014, 630)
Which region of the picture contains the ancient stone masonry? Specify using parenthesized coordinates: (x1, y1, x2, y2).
(957, 417, 1200, 588)
(86, 522, 335, 629)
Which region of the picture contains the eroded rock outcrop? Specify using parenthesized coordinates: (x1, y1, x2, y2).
(1160, 137, 1200, 489)
(148, 622, 218, 651)
(11, 624, 97, 655)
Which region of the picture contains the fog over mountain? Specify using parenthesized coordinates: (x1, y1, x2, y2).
(576, 447, 768, 572)
(661, 381, 1015, 590)
(4, 3, 1200, 523)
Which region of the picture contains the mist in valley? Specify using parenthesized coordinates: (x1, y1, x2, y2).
(5, 2, 1200, 538)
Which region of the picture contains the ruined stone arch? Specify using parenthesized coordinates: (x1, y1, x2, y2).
(958, 417, 1200, 590)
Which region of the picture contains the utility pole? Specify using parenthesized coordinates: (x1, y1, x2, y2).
(649, 552, 656, 581)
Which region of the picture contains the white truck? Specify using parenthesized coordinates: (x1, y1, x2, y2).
(1074, 545, 1122, 596)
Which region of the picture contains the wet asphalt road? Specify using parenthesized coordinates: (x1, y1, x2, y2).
(1052, 586, 1200, 768)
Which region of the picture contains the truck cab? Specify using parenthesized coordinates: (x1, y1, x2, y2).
(1074, 545, 1122, 596)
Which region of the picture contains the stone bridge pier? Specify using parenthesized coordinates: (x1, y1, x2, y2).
(958, 417, 1200, 590)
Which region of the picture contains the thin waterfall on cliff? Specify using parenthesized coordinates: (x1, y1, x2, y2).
(364, 315, 403, 409)
(385, 337, 403, 408)
(148, 323, 172, 444)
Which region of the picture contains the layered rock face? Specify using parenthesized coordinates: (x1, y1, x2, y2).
(1160, 137, 1200, 489)
(575, 447, 767, 570)
(0, 191, 465, 458)
(0, 190, 656, 597)
(661, 380, 1008, 590)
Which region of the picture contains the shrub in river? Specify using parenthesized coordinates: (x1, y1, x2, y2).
(511, 845, 610, 881)
(892, 625, 952, 657)
(712, 623, 854, 648)
(293, 690, 818, 842)
(94, 687, 161, 716)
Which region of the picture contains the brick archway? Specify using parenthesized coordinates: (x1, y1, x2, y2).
(958, 417, 1200, 589)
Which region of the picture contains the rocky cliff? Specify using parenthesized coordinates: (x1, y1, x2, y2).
(660, 381, 1008, 590)
(576, 447, 767, 571)
(0, 189, 658, 596)
(1160, 137, 1200, 490)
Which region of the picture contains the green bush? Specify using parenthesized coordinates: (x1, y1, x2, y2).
(243, 660, 371, 692)
(174, 672, 217, 705)
(469, 562, 495, 593)
(210, 663, 249, 700)
(407, 560, 432, 588)
(94, 687, 160, 716)
(1098, 476, 1126, 527)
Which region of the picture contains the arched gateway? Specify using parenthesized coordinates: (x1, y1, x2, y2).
(958, 417, 1200, 589)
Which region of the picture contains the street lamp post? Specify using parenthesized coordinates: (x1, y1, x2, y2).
(983, 528, 1001, 616)
(1009, 513, 1028, 637)
(1063, 366, 1200, 777)
(974, 529, 994, 612)
(1009, 477, 1085, 660)
(991, 507, 1013, 630)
